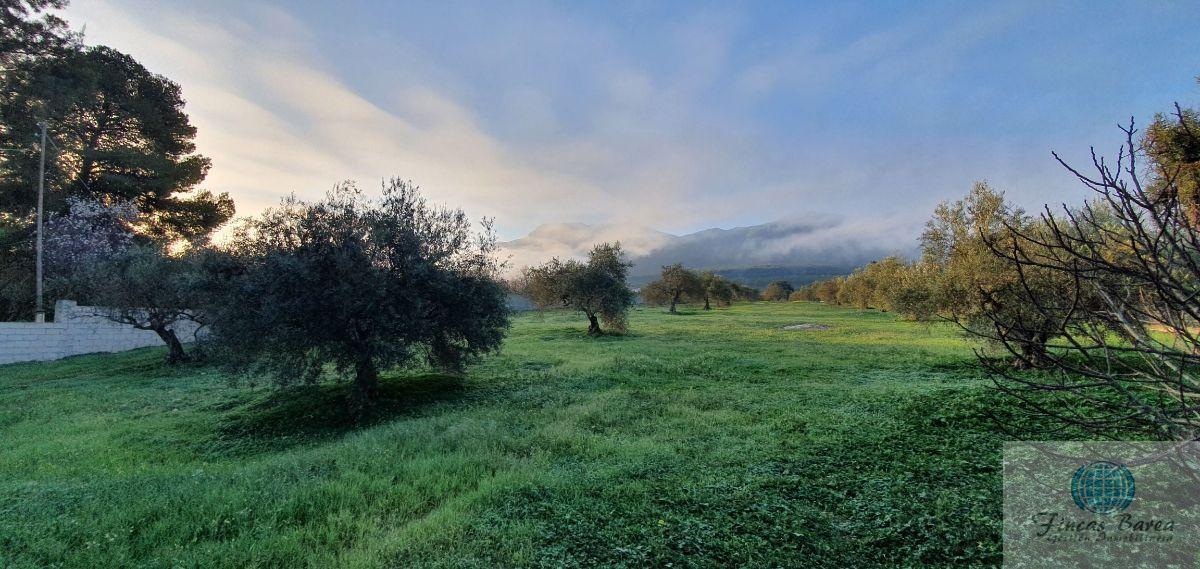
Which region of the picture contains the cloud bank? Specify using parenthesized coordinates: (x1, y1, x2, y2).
(499, 213, 923, 280)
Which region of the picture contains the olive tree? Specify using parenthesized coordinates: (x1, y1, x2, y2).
(830, 257, 909, 311)
(699, 271, 734, 310)
(762, 280, 794, 302)
(63, 244, 201, 363)
(730, 282, 760, 302)
(201, 179, 509, 414)
(642, 264, 703, 314)
(836, 270, 872, 308)
(988, 110, 1200, 439)
(918, 182, 1085, 367)
(886, 261, 940, 321)
(813, 278, 842, 304)
(522, 242, 635, 335)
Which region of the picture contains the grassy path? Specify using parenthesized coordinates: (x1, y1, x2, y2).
(1, 302, 1020, 567)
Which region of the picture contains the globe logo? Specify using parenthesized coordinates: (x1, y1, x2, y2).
(1071, 461, 1135, 514)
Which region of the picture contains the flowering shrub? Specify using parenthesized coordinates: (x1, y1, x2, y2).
(44, 198, 137, 278)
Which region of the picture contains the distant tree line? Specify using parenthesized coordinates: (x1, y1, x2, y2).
(794, 180, 1100, 369)
(514, 254, 761, 334)
(761, 280, 794, 302)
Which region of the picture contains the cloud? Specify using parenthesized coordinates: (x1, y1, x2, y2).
(61, 0, 1184, 258)
(67, 1, 908, 242)
(64, 0, 800, 243)
(734, 3, 1030, 96)
(67, 0, 619, 238)
(500, 222, 675, 273)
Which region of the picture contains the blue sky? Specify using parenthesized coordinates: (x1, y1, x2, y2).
(67, 1, 1200, 243)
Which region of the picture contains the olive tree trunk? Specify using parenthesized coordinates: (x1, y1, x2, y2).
(349, 356, 380, 417)
(152, 326, 189, 364)
(1013, 334, 1050, 370)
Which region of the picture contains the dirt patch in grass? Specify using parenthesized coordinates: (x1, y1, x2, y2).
(782, 323, 831, 331)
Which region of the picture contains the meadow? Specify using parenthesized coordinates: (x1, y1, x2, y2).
(0, 302, 1052, 567)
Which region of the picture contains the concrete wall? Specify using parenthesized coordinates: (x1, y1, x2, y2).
(0, 300, 201, 365)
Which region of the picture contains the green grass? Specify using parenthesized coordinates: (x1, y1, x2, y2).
(0, 302, 1049, 567)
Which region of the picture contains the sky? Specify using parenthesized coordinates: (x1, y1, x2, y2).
(63, 0, 1200, 243)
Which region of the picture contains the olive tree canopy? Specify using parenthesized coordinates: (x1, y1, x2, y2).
(202, 179, 509, 414)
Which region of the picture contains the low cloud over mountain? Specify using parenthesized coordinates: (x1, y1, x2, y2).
(500, 215, 921, 285)
(500, 222, 676, 274)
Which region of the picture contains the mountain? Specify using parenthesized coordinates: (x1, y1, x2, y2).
(499, 216, 919, 287)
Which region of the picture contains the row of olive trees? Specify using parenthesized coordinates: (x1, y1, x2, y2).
(800, 98, 1200, 441)
(796, 181, 1095, 368)
(641, 264, 759, 312)
(984, 104, 1200, 440)
(516, 256, 760, 334)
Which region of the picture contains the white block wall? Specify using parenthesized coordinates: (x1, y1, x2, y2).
(0, 300, 201, 365)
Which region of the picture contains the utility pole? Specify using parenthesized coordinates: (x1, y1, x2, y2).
(34, 121, 46, 323)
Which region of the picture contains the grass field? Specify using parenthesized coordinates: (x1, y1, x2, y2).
(0, 302, 1051, 567)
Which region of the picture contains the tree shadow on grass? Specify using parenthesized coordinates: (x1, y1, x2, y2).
(534, 327, 640, 342)
(206, 373, 467, 456)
